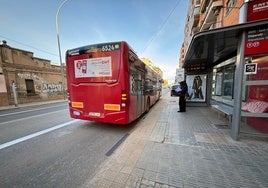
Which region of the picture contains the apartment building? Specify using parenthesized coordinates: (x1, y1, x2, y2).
(182, 0, 244, 64)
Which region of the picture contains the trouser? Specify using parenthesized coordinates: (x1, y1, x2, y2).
(179, 95, 186, 112)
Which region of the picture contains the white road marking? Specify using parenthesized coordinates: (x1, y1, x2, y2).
(0, 119, 79, 150)
(0, 109, 68, 125)
(0, 104, 67, 117)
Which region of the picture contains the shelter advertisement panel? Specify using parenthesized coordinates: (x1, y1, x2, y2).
(186, 74, 206, 102)
(245, 27, 268, 56)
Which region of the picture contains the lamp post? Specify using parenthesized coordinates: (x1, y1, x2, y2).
(56, 0, 69, 100)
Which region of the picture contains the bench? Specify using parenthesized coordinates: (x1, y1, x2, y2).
(211, 104, 233, 127)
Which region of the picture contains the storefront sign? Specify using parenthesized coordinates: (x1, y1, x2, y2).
(245, 28, 268, 56)
(247, 0, 268, 22)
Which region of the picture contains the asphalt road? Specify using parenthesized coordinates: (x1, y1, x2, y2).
(0, 101, 139, 187)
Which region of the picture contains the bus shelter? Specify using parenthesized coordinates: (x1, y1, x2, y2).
(183, 19, 268, 140)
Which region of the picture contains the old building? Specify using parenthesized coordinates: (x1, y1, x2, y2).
(0, 41, 65, 107)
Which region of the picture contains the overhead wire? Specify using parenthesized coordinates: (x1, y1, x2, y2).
(141, 0, 181, 56)
(0, 34, 58, 57)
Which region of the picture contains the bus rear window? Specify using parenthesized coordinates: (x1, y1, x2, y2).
(67, 46, 121, 84)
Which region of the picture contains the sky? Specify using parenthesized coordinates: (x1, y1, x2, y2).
(0, 0, 188, 83)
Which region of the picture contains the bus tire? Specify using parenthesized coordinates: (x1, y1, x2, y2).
(146, 98, 150, 113)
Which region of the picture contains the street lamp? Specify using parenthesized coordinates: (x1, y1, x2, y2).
(56, 0, 69, 100)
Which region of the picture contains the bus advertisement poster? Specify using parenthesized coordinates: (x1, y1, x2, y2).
(74, 57, 112, 78)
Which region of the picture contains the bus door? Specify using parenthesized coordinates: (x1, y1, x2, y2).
(130, 66, 146, 118)
(136, 70, 145, 116)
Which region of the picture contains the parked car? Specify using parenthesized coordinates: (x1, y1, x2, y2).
(170, 84, 180, 96)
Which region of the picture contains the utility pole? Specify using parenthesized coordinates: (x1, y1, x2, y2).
(56, 0, 69, 100)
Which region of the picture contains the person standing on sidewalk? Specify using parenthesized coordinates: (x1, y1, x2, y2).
(177, 80, 188, 112)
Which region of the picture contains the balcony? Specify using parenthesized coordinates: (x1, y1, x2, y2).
(200, 0, 223, 31)
(193, 5, 201, 28)
(200, 0, 210, 13)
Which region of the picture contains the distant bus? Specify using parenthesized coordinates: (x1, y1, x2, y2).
(66, 41, 162, 124)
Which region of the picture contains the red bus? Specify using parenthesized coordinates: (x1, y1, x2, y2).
(66, 41, 162, 124)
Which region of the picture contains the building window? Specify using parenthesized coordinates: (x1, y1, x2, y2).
(226, 0, 236, 14)
(25, 79, 35, 94)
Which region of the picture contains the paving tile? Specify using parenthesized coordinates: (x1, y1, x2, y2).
(109, 182, 125, 188)
(155, 175, 168, 185)
(131, 167, 145, 178)
(87, 95, 268, 188)
(142, 170, 157, 183)
(113, 172, 129, 185)
(141, 178, 155, 187)
(125, 176, 141, 188)
(94, 178, 112, 188)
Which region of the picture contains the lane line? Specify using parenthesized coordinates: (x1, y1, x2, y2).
(0, 109, 68, 125)
(0, 104, 67, 117)
(0, 119, 79, 150)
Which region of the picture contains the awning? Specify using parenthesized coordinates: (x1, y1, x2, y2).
(183, 19, 268, 73)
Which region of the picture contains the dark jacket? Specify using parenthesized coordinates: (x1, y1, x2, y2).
(179, 81, 188, 96)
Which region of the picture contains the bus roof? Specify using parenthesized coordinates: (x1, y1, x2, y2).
(66, 41, 130, 56)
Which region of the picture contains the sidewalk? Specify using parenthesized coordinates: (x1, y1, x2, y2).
(84, 94, 268, 188)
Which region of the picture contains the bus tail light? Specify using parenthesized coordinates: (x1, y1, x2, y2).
(121, 93, 127, 100)
(121, 92, 127, 107)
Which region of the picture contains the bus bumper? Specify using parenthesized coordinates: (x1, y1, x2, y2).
(69, 108, 130, 125)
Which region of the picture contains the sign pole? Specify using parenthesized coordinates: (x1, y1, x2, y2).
(12, 82, 18, 107)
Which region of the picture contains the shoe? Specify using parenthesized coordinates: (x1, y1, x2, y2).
(177, 110, 185, 112)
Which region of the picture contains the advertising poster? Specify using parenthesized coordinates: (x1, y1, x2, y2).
(186, 74, 206, 102)
(74, 57, 112, 78)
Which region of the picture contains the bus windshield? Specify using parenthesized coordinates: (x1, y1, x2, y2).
(66, 42, 121, 84)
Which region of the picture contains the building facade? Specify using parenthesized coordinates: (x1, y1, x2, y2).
(181, 0, 268, 139)
(182, 0, 244, 64)
(0, 41, 65, 107)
